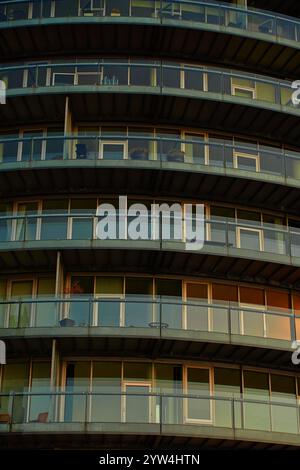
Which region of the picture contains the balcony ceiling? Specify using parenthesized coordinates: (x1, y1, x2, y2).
(1, 166, 300, 216)
(0, 247, 300, 289)
(1, 92, 300, 148)
(0, 430, 297, 450)
(0, 23, 300, 79)
(3, 335, 298, 380)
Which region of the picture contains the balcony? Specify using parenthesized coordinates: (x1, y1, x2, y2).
(0, 296, 297, 349)
(0, 0, 299, 47)
(0, 211, 299, 257)
(0, 59, 296, 111)
(0, 391, 300, 446)
(0, 133, 300, 186)
(1, 60, 299, 143)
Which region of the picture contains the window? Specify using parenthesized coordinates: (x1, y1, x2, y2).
(9, 280, 33, 328)
(270, 374, 297, 433)
(237, 226, 263, 251)
(35, 278, 56, 327)
(123, 362, 152, 423)
(237, 286, 265, 337)
(15, 202, 38, 242)
(29, 362, 51, 422)
(231, 78, 256, 99)
(41, 199, 68, 240)
(0, 362, 29, 423)
(67, 276, 93, 326)
(243, 370, 270, 431)
(184, 66, 204, 91)
(130, 59, 156, 87)
(101, 60, 128, 86)
(233, 152, 260, 172)
(0, 131, 19, 163)
(64, 362, 90, 422)
(128, 127, 153, 161)
(95, 277, 123, 326)
(45, 128, 64, 161)
(214, 368, 240, 427)
(264, 289, 291, 340)
(125, 278, 153, 327)
(131, 0, 156, 18)
(263, 214, 286, 255)
(162, 62, 181, 89)
(101, 142, 126, 160)
(212, 283, 237, 333)
(156, 129, 181, 162)
(70, 199, 96, 240)
(156, 279, 182, 329)
(76, 127, 99, 160)
(212, 283, 238, 304)
(105, 0, 129, 16)
(91, 362, 121, 422)
(0, 202, 12, 243)
(21, 130, 44, 161)
(209, 206, 235, 245)
(185, 283, 209, 331)
(185, 367, 211, 422)
(184, 133, 205, 164)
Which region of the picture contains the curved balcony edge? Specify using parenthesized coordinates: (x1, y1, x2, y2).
(0, 391, 300, 447)
(0, 0, 300, 55)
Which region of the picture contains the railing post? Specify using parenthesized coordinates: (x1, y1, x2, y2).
(9, 392, 15, 431)
(17, 301, 21, 328)
(160, 394, 163, 434)
(228, 304, 232, 341)
(159, 295, 162, 338)
(231, 397, 235, 435)
(225, 218, 229, 248)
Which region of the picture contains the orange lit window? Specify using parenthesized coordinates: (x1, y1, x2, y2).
(266, 290, 290, 311)
(240, 286, 265, 306)
(212, 283, 238, 303)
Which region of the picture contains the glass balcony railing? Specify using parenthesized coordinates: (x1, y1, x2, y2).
(0, 211, 299, 259)
(0, 391, 299, 437)
(0, 0, 300, 47)
(1, 133, 299, 183)
(0, 295, 297, 343)
(0, 60, 296, 113)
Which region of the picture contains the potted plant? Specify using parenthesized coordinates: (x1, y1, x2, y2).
(64, 280, 84, 295)
(130, 147, 149, 161)
(166, 148, 185, 162)
(111, 8, 121, 16)
(59, 317, 75, 327)
(60, 281, 84, 326)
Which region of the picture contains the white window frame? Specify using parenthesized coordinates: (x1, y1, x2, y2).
(183, 365, 213, 425)
(100, 140, 127, 160)
(237, 226, 264, 251)
(122, 381, 152, 423)
(231, 80, 256, 99)
(238, 302, 267, 338)
(183, 281, 211, 332)
(233, 151, 260, 172)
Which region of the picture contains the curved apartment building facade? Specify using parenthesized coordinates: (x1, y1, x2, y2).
(1, 0, 300, 451)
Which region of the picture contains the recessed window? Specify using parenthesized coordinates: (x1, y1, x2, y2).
(237, 227, 263, 251)
(233, 152, 260, 172)
(186, 368, 211, 422)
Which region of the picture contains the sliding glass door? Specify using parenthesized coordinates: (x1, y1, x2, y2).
(185, 367, 211, 423)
